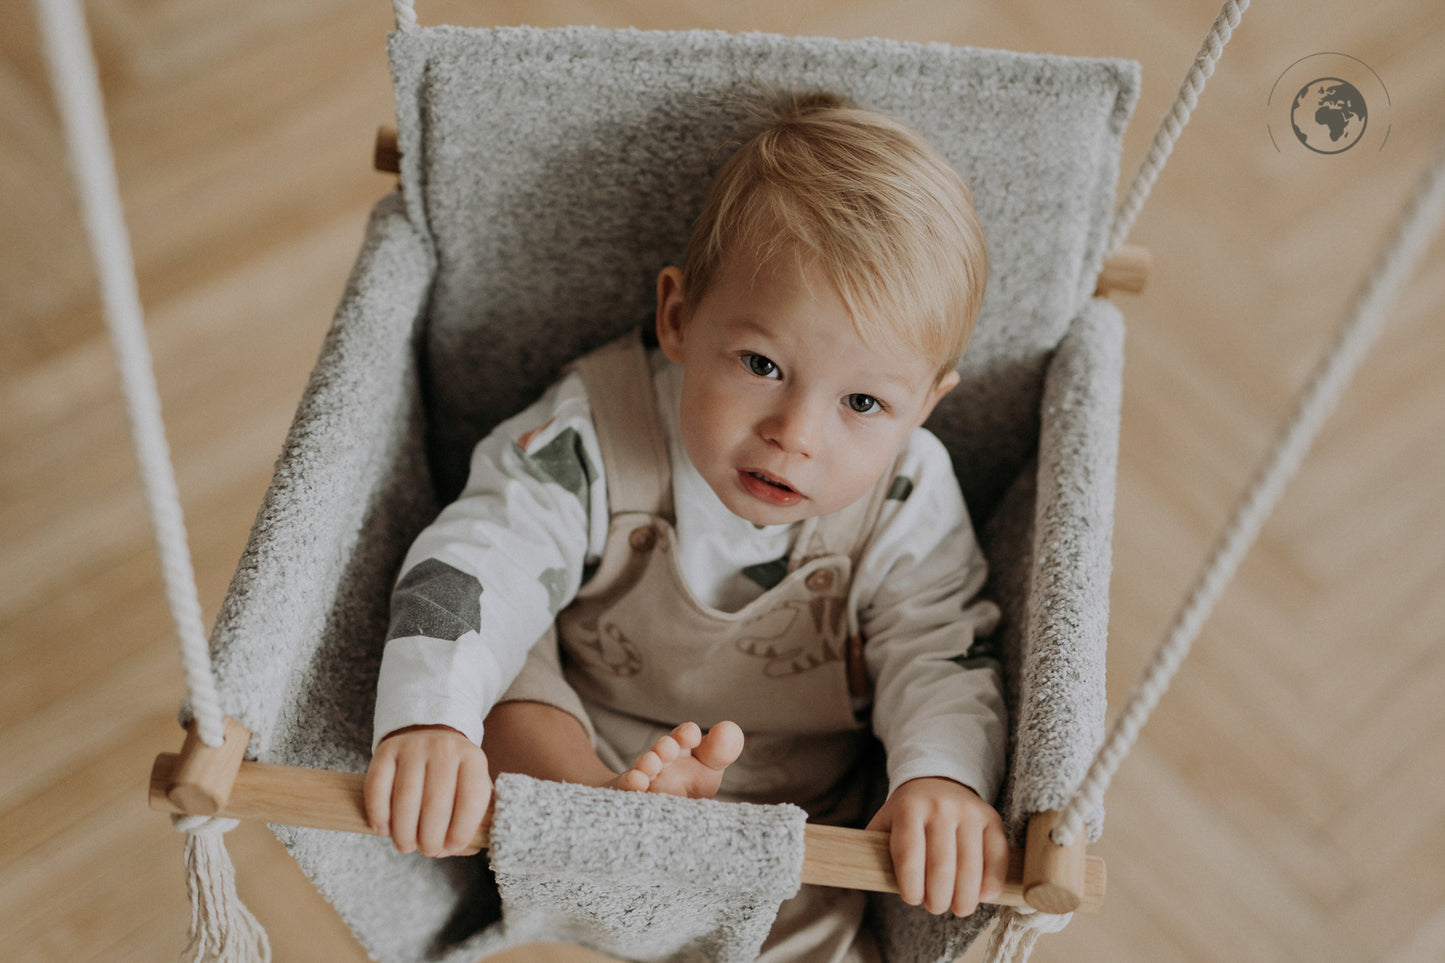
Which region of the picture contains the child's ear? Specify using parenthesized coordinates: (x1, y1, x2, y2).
(916, 369, 960, 426)
(655, 266, 687, 364)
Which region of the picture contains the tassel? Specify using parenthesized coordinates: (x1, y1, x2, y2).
(173, 815, 272, 963)
(982, 906, 1071, 963)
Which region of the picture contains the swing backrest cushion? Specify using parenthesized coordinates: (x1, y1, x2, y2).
(390, 26, 1138, 516)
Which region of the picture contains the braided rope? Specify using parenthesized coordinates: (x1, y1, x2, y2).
(1055, 139, 1445, 847)
(392, 0, 417, 31)
(34, 0, 226, 748)
(1106, 0, 1249, 255)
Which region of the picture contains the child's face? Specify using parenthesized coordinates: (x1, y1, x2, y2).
(656, 250, 959, 527)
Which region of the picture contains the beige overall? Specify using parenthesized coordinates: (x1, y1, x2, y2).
(501, 333, 897, 961)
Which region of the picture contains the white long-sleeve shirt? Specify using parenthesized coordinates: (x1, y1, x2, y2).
(374, 350, 1007, 801)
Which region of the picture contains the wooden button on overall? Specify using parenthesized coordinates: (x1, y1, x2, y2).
(805, 569, 835, 593)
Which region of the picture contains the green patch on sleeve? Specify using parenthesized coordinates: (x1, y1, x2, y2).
(886, 476, 914, 502)
(387, 558, 483, 643)
(742, 555, 791, 592)
(538, 567, 571, 616)
(515, 427, 597, 509)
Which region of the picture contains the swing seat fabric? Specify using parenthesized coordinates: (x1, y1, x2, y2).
(203, 25, 1137, 963)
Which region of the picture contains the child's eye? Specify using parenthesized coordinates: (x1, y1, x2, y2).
(742, 353, 780, 379)
(846, 394, 883, 414)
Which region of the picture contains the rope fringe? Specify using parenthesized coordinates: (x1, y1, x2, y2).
(174, 817, 272, 963)
(982, 908, 1072, 963)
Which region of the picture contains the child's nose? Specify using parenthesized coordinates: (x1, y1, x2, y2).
(760, 402, 818, 456)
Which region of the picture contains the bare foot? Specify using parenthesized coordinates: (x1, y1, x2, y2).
(610, 721, 744, 799)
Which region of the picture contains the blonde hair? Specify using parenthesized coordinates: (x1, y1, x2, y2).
(682, 92, 988, 380)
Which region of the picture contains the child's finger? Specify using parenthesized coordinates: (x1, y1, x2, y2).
(888, 808, 927, 907)
(416, 761, 459, 857)
(388, 754, 426, 854)
(951, 823, 984, 917)
(364, 751, 396, 836)
(980, 818, 1010, 904)
(924, 822, 958, 915)
(446, 752, 492, 856)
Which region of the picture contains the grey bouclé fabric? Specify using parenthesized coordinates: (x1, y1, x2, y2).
(489, 774, 805, 961)
(202, 25, 1135, 963)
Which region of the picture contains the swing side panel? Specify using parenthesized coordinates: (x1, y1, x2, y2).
(987, 299, 1123, 839)
(208, 192, 435, 769)
(207, 193, 516, 962)
(206, 25, 1137, 963)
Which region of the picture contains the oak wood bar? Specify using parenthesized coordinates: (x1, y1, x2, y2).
(151, 748, 1104, 912)
(1021, 809, 1090, 914)
(1094, 243, 1151, 296)
(165, 716, 252, 816)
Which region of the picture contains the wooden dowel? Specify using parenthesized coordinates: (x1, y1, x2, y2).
(153, 752, 379, 836)
(1021, 810, 1089, 914)
(152, 752, 1104, 911)
(374, 125, 401, 175)
(1095, 243, 1151, 296)
(166, 717, 251, 816)
(797, 823, 894, 891)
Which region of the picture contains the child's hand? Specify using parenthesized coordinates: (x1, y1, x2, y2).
(865, 776, 1008, 917)
(365, 724, 492, 858)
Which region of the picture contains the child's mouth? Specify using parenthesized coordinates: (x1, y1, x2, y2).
(738, 469, 803, 507)
(750, 471, 793, 492)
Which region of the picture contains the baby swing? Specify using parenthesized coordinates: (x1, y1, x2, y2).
(37, 0, 1445, 959)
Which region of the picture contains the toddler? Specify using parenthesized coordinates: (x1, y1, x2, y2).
(365, 92, 1008, 961)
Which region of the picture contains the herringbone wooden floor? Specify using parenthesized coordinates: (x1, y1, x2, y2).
(3, 1, 1443, 960)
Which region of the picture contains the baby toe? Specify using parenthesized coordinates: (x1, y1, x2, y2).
(695, 721, 745, 770)
(651, 736, 681, 764)
(616, 769, 651, 792)
(671, 722, 702, 750)
(633, 750, 664, 778)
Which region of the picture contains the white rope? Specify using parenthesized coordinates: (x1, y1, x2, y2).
(392, 0, 418, 31)
(37, 3, 274, 957)
(982, 908, 1072, 963)
(1055, 138, 1445, 847)
(1106, 0, 1249, 255)
(33, 0, 226, 749)
(172, 816, 273, 963)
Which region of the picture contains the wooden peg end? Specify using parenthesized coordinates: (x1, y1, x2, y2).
(1095, 244, 1152, 296)
(375, 125, 401, 174)
(1022, 810, 1087, 914)
(166, 716, 251, 816)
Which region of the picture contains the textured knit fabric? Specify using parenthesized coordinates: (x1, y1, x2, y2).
(202, 25, 1135, 963)
(488, 773, 806, 962)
